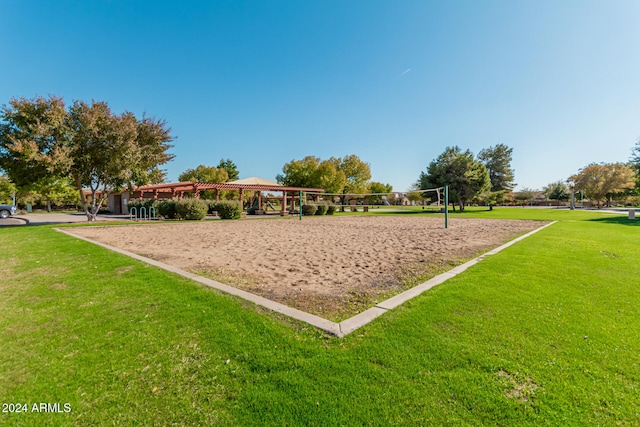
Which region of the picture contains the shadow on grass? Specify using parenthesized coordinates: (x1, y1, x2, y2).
(588, 216, 640, 226)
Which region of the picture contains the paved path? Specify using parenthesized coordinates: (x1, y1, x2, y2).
(0, 213, 129, 227)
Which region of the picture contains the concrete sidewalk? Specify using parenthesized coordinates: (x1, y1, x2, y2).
(1, 213, 130, 226)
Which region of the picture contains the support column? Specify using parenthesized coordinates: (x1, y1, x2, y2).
(281, 192, 287, 216)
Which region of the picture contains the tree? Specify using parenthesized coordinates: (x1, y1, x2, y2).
(0, 175, 16, 204)
(217, 158, 239, 181)
(314, 160, 347, 194)
(276, 156, 346, 194)
(178, 164, 229, 200)
(331, 154, 371, 195)
(276, 154, 372, 208)
(277, 156, 322, 188)
(369, 181, 393, 204)
(26, 177, 78, 211)
(67, 100, 174, 220)
(514, 188, 538, 206)
(327, 154, 372, 209)
(571, 162, 635, 208)
(543, 181, 570, 206)
(418, 146, 490, 211)
(0, 96, 71, 189)
(179, 165, 229, 183)
(477, 144, 515, 203)
(0, 95, 174, 221)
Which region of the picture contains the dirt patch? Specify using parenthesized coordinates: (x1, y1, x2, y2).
(497, 370, 539, 402)
(68, 216, 543, 319)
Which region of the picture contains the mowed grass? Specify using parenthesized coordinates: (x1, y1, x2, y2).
(1, 209, 639, 426)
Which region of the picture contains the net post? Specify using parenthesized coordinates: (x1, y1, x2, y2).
(444, 185, 449, 229)
(299, 190, 303, 220)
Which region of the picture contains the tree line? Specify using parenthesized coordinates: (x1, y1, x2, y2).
(3, 94, 640, 219)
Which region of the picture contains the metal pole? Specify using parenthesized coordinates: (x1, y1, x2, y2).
(444, 185, 449, 229)
(299, 190, 303, 220)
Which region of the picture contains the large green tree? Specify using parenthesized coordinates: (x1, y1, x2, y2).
(418, 146, 490, 211)
(330, 154, 371, 195)
(571, 162, 635, 208)
(217, 158, 239, 181)
(276, 156, 346, 194)
(178, 164, 229, 200)
(0, 95, 174, 221)
(178, 165, 229, 183)
(477, 144, 515, 203)
(0, 96, 71, 188)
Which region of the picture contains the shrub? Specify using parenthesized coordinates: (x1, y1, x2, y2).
(315, 202, 328, 215)
(206, 201, 217, 215)
(301, 203, 318, 216)
(326, 204, 337, 215)
(157, 200, 178, 219)
(176, 198, 208, 220)
(210, 200, 243, 219)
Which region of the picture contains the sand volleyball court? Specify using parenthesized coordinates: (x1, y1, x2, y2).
(69, 216, 542, 319)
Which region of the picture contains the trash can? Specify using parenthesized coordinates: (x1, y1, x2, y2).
(629, 209, 636, 220)
(26, 203, 32, 213)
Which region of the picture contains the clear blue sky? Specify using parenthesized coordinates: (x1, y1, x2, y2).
(2, 0, 639, 191)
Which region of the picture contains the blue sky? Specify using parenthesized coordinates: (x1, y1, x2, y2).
(2, 0, 639, 191)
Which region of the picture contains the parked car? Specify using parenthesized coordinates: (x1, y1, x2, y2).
(0, 204, 17, 219)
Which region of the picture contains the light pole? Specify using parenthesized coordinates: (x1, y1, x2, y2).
(569, 181, 575, 210)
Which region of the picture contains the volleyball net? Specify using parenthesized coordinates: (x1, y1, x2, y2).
(306, 186, 447, 213)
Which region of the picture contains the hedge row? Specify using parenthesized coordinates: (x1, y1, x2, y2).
(127, 199, 335, 220)
(301, 202, 336, 216)
(127, 199, 242, 220)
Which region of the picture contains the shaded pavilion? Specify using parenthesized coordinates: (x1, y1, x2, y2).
(129, 177, 324, 215)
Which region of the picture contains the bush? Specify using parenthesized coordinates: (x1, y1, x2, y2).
(157, 200, 178, 219)
(210, 200, 243, 219)
(301, 203, 318, 216)
(176, 198, 208, 220)
(315, 202, 328, 215)
(326, 204, 337, 215)
(206, 201, 217, 215)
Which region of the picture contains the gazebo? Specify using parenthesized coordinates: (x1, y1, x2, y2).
(110, 177, 324, 216)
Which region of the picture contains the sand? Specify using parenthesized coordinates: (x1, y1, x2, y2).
(69, 216, 543, 318)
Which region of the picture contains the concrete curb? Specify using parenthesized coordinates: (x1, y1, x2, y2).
(0, 216, 29, 226)
(56, 220, 556, 338)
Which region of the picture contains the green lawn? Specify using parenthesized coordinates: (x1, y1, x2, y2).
(1, 208, 639, 425)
